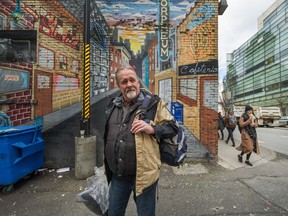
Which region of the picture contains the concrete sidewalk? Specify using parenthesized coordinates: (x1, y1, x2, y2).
(218, 138, 277, 170)
(1, 135, 288, 216)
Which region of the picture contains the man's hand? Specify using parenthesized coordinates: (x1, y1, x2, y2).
(131, 119, 155, 134)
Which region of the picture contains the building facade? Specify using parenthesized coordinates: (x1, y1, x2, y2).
(109, 44, 122, 89)
(0, 0, 83, 125)
(1, 0, 226, 158)
(225, 0, 288, 115)
(154, 0, 219, 154)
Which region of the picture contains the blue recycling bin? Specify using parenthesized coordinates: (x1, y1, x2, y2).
(171, 102, 183, 124)
(0, 126, 45, 186)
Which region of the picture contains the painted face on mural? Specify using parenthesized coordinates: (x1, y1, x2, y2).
(117, 68, 140, 103)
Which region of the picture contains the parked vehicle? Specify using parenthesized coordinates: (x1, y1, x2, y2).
(256, 106, 281, 127)
(279, 116, 288, 127)
(233, 105, 281, 127)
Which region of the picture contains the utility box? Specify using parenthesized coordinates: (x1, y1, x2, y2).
(171, 102, 183, 124)
(0, 126, 45, 186)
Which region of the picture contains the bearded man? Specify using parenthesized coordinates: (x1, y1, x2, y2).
(103, 66, 178, 216)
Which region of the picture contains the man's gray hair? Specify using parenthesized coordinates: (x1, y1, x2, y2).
(115, 66, 138, 85)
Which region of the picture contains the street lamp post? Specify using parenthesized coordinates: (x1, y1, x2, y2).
(75, 0, 96, 180)
(80, 0, 91, 136)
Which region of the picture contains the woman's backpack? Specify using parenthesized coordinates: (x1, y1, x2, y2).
(229, 115, 237, 126)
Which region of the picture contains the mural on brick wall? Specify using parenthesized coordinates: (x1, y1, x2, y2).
(95, 0, 219, 154)
(0, 0, 218, 155)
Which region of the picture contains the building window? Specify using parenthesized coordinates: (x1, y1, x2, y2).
(159, 78, 172, 110)
(204, 80, 218, 111)
(72, 59, 80, 73)
(59, 54, 67, 70)
(39, 46, 54, 69)
(180, 78, 197, 100)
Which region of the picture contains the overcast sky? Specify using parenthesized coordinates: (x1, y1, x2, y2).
(218, 0, 277, 81)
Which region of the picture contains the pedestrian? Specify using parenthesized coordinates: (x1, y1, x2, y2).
(224, 110, 237, 146)
(218, 112, 225, 140)
(236, 105, 260, 166)
(103, 66, 178, 216)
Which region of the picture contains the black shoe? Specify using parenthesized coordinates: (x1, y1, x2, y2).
(221, 138, 224, 140)
(232, 144, 235, 147)
(238, 155, 243, 163)
(225, 140, 228, 144)
(245, 161, 253, 166)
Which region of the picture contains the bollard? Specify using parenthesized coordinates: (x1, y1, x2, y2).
(75, 133, 96, 180)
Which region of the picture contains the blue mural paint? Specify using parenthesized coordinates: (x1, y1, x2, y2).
(21, 72, 28, 88)
(188, 2, 216, 30)
(91, 22, 107, 50)
(11, 0, 24, 23)
(144, 56, 149, 87)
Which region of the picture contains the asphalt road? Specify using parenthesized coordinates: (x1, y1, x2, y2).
(228, 126, 288, 156)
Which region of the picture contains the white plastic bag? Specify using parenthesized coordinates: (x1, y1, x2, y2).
(77, 166, 109, 215)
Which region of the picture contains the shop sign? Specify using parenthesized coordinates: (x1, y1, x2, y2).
(54, 74, 79, 91)
(39, 14, 80, 50)
(38, 75, 50, 88)
(0, 68, 29, 94)
(159, 0, 169, 62)
(91, 22, 107, 50)
(178, 60, 218, 76)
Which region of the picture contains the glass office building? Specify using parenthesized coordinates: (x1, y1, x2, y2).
(225, 0, 288, 113)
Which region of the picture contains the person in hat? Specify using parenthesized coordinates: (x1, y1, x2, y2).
(236, 105, 260, 166)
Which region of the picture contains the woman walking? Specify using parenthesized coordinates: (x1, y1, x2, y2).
(236, 105, 260, 166)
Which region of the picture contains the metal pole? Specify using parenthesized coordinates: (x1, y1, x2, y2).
(80, 0, 91, 136)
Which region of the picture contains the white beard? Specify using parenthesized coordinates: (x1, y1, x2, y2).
(126, 90, 137, 100)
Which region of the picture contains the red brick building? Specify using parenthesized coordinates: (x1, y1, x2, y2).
(109, 44, 122, 89)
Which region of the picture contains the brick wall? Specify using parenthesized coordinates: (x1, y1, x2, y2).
(0, 0, 36, 125)
(154, 0, 219, 155)
(5, 90, 32, 125)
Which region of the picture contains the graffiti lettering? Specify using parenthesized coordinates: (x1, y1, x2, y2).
(159, 0, 169, 61)
(39, 14, 80, 50)
(178, 60, 218, 76)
